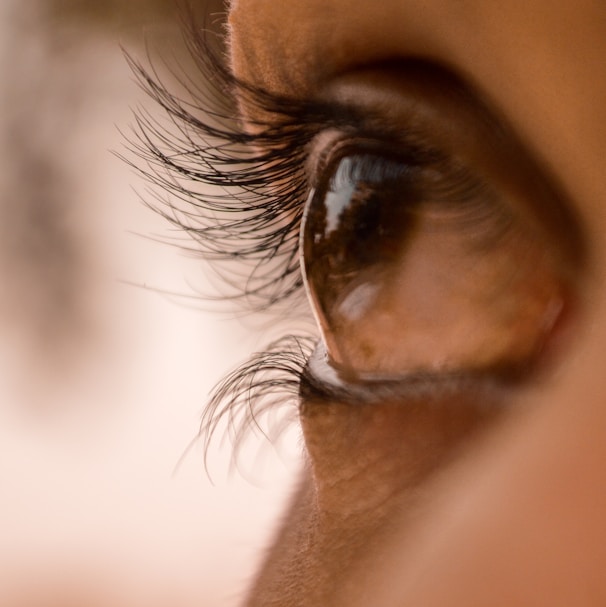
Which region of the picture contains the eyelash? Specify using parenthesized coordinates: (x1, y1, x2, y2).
(201, 335, 315, 469)
(124, 32, 362, 311)
(126, 19, 540, 466)
(125, 22, 339, 462)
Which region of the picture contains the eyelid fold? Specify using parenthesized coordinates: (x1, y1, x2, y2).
(305, 129, 446, 193)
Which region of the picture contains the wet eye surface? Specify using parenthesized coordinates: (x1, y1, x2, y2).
(302, 135, 568, 383)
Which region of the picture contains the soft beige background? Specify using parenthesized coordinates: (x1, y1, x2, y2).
(0, 1, 299, 604)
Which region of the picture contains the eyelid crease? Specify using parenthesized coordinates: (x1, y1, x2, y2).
(305, 130, 448, 191)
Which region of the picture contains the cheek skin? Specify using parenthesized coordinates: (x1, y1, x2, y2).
(300, 397, 496, 515)
(245, 392, 502, 606)
(246, 293, 606, 607)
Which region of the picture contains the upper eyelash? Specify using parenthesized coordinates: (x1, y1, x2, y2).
(123, 20, 354, 310)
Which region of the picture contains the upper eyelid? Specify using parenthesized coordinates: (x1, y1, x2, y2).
(305, 127, 451, 191)
(298, 70, 505, 186)
(233, 57, 542, 186)
(305, 68, 584, 268)
(234, 61, 485, 170)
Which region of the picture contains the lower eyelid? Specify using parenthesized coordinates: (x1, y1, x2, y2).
(300, 341, 516, 409)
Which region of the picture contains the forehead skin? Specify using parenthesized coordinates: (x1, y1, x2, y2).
(229, 0, 606, 262)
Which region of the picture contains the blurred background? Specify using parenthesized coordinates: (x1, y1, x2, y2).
(0, 1, 300, 604)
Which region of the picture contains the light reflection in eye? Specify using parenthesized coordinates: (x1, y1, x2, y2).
(322, 156, 413, 236)
(301, 149, 565, 381)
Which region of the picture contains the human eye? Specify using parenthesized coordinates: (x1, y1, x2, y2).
(298, 63, 581, 404)
(129, 26, 582, 460)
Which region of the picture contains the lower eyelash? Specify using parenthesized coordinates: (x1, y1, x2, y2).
(200, 334, 315, 468)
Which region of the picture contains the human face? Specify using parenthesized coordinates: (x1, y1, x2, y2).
(227, 0, 606, 605)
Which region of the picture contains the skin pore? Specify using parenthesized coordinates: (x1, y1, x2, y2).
(225, 0, 606, 605)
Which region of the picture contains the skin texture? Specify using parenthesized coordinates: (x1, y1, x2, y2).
(227, 0, 606, 605)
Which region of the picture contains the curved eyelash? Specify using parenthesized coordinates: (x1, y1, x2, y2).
(123, 17, 347, 309)
(200, 334, 314, 470)
(124, 14, 334, 464)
